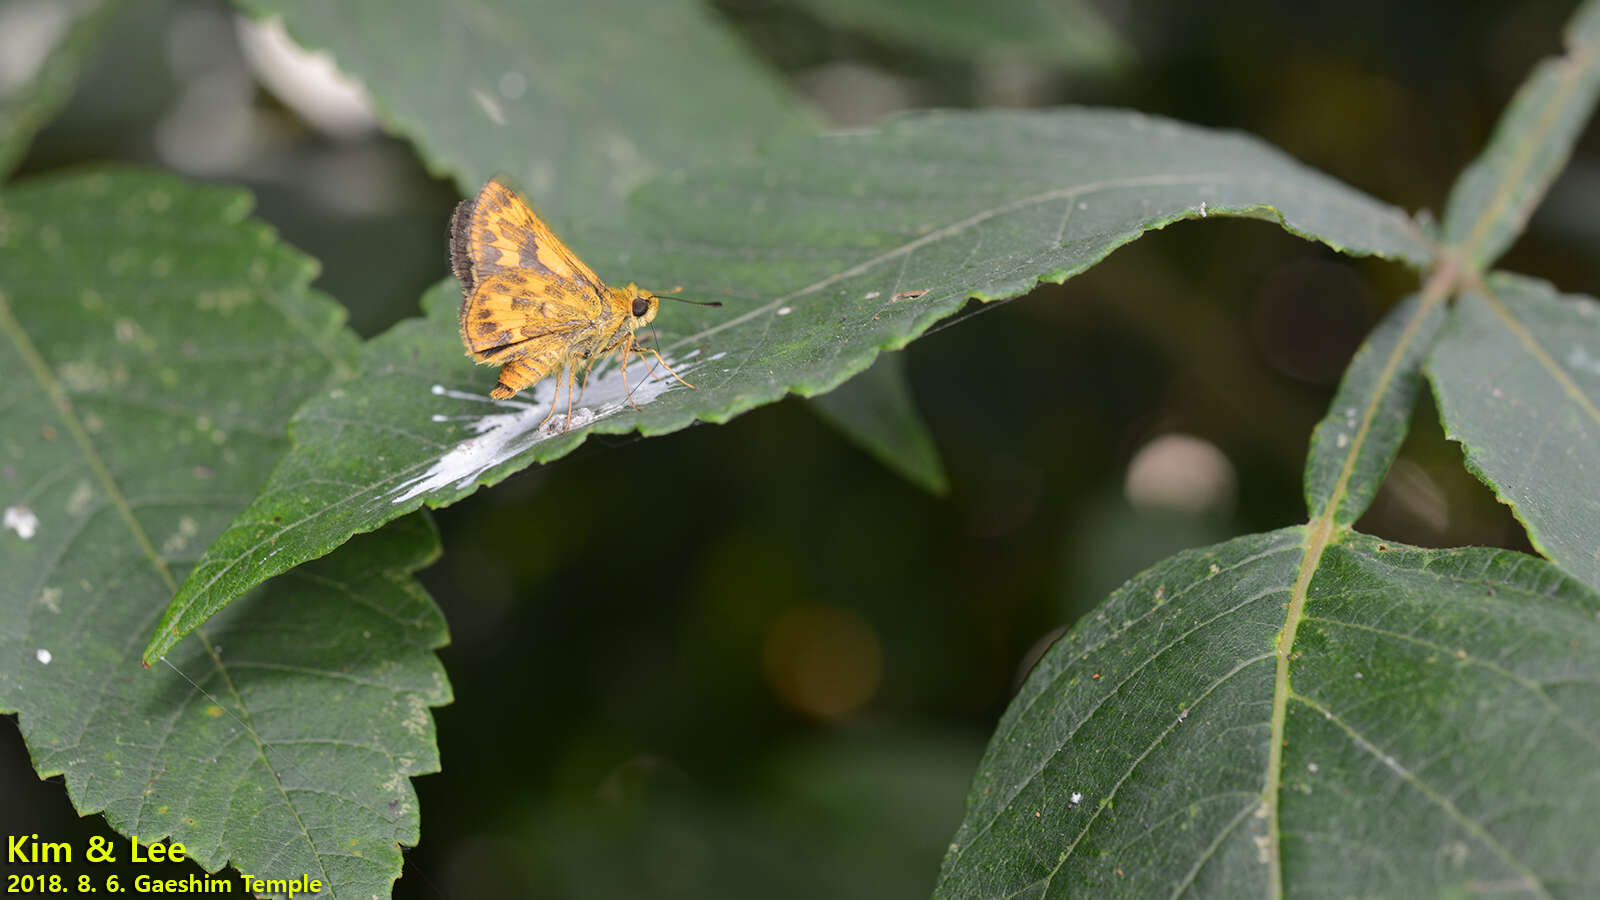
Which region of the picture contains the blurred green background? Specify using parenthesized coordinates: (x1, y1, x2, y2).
(3, 0, 1595, 896)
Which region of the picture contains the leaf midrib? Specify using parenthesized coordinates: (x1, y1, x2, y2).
(0, 290, 177, 593)
(1457, 39, 1597, 265)
(1263, 259, 1457, 897)
(1478, 283, 1600, 428)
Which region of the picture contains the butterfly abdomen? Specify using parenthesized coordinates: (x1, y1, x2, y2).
(489, 349, 567, 399)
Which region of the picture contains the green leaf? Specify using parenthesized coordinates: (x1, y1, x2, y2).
(936, 528, 1600, 897)
(151, 107, 1434, 661)
(783, 0, 1129, 69)
(0, 0, 118, 180)
(235, 0, 814, 227)
(0, 169, 449, 898)
(1303, 292, 1446, 526)
(1440, 0, 1600, 268)
(1427, 273, 1600, 591)
(808, 352, 948, 495)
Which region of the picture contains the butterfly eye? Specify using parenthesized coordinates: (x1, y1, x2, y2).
(631, 297, 650, 317)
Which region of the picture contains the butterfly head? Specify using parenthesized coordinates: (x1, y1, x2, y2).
(624, 283, 659, 327)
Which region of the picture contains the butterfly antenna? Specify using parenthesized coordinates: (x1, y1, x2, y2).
(665, 297, 722, 307)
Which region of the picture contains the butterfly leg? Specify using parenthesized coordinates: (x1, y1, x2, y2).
(576, 367, 590, 406)
(633, 349, 664, 383)
(531, 358, 575, 431)
(575, 352, 600, 406)
(631, 344, 696, 389)
(618, 335, 643, 412)
(562, 363, 581, 431)
(536, 374, 561, 430)
(624, 326, 670, 384)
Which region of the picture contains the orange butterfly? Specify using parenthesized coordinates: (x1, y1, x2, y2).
(450, 178, 698, 428)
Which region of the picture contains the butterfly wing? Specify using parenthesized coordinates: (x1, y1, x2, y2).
(458, 270, 614, 399)
(450, 178, 607, 302)
(450, 178, 633, 400)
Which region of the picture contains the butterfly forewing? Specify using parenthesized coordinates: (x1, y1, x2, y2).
(451, 179, 608, 301)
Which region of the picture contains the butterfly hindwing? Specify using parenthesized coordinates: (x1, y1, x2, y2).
(458, 271, 608, 362)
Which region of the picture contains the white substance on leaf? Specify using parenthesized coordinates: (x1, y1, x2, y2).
(777, 306, 792, 316)
(1569, 344, 1600, 376)
(4, 505, 39, 539)
(391, 355, 695, 504)
(35, 648, 51, 665)
(473, 88, 507, 126)
(554, 407, 597, 432)
(707, 352, 728, 362)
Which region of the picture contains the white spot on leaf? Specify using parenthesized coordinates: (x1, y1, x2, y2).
(4, 504, 39, 539)
(1568, 344, 1600, 376)
(35, 648, 51, 665)
(473, 89, 506, 126)
(65, 481, 94, 517)
(162, 516, 199, 554)
(498, 71, 526, 100)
